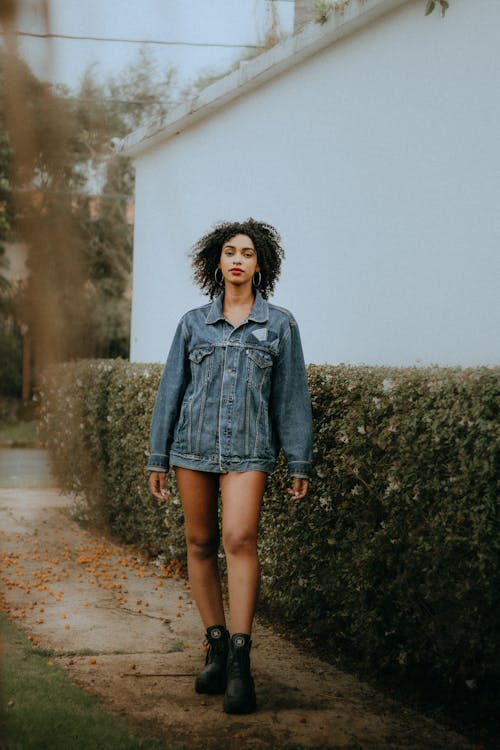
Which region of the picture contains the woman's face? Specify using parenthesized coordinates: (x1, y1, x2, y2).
(218, 234, 260, 288)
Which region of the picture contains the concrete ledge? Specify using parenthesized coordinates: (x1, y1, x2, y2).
(119, 0, 410, 158)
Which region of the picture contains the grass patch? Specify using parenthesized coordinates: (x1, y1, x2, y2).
(0, 614, 174, 750)
(0, 420, 39, 444)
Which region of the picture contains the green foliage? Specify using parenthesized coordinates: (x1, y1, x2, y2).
(0, 129, 13, 249)
(40, 360, 185, 557)
(425, 0, 450, 16)
(261, 365, 500, 686)
(0, 417, 37, 444)
(40, 361, 500, 697)
(0, 325, 22, 396)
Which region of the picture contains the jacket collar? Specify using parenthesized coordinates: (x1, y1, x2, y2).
(206, 291, 269, 325)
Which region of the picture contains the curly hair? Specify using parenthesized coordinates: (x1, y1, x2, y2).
(191, 218, 284, 300)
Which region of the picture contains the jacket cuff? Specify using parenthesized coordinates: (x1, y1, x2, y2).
(287, 461, 311, 479)
(147, 453, 169, 472)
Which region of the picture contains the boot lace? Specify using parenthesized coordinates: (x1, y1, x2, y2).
(204, 635, 227, 665)
(228, 646, 248, 679)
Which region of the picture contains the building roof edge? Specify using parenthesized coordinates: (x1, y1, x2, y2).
(118, 0, 410, 159)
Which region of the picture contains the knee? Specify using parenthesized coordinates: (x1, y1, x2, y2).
(223, 529, 257, 557)
(186, 533, 219, 561)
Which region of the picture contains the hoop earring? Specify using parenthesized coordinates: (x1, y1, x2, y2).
(253, 271, 262, 290)
(214, 268, 224, 286)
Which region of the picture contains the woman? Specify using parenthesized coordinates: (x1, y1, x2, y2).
(148, 218, 313, 714)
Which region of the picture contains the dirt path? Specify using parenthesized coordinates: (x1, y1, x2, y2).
(0, 486, 474, 750)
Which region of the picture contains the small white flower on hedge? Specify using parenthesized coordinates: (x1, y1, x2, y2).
(382, 378, 395, 392)
(386, 479, 400, 492)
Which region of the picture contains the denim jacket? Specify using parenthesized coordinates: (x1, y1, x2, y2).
(148, 291, 313, 477)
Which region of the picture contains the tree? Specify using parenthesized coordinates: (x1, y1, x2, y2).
(0, 53, 36, 397)
(0, 48, 176, 386)
(63, 49, 177, 358)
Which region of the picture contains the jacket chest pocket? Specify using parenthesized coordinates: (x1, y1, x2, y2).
(189, 345, 215, 388)
(246, 348, 273, 390)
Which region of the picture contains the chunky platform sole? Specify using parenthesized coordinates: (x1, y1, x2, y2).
(223, 680, 256, 714)
(194, 674, 227, 695)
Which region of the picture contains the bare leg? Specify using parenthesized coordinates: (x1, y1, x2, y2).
(220, 471, 267, 635)
(175, 467, 225, 629)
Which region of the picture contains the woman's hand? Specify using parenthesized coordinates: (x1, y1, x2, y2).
(287, 477, 309, 500)
(149, 471, 170, 502)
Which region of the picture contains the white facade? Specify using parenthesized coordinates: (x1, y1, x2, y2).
(124, 0, 500, 366)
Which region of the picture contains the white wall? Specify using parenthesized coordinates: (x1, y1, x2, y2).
(130, 0, 500, 366)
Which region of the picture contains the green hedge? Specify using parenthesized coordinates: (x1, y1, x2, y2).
(39, 361, 186, 561)
(0, 327, 22, 398)
(40, 360, 500, 693)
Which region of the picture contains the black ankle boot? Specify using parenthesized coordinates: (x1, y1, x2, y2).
(195, 625, 229, 695)
(223, 633, 256, 714)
